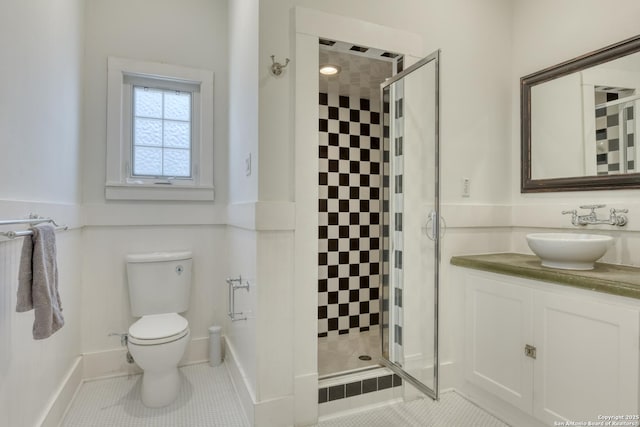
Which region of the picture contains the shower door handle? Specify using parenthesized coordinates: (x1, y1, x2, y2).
(426, 211, 437, 241)
(424, 211, 446, 241)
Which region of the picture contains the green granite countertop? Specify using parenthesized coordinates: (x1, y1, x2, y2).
(450, 253, 640, 300)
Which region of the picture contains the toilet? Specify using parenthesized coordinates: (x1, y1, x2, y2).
(125, 251, 193, 408)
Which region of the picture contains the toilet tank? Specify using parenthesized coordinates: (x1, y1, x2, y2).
(126, 251, 193, 317)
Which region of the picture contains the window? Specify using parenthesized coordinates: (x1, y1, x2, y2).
(106, 57, 214, 200)
(130, 81, 193, 179)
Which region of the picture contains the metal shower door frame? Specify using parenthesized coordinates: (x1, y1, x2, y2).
(378, 49, 441, 401)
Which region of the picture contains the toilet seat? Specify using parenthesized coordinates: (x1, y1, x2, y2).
(128, 313, 189, 346)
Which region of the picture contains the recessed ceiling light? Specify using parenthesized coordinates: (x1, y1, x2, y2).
(319, 65, 341, 76)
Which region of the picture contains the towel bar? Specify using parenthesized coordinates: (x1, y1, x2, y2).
(0, 215, 68, 240)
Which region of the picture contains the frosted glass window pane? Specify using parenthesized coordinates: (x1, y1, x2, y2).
(164, 120, 190, 148)
(134, 87, 162, 118)
(163, 149, 190, 177)
(164, 92, 191, 121)
(130, 84, 194, 179)
(134, 118, 162, 146)
(134, 147, 162, 176)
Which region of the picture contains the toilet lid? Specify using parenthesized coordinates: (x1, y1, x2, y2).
(129, 313, 188, 340)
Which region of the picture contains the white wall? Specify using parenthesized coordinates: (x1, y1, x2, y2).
(511, 0, 640, 265)
(255, 231, 294, 401)
(229, 0, 260, 204)
(260, 0, 513, 205)
(225, 0, 261, 422)
(225, 226, 258, 420)
(0, 1, 83, 204)
(82, 0, 229, 209)
(80, 0, 231, 375)
(0, 0, 84, 425)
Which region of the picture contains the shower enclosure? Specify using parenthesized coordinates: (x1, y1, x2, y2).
(317, 41, 441, 400)
(317, 41, 395, 377)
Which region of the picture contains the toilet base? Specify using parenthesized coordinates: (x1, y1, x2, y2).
(141, 367, 180, 407)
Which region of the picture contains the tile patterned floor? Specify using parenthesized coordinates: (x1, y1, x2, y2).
(62, 362, 508, 427)
(317, 391, 510, 427)
(62, 364, 248, 427)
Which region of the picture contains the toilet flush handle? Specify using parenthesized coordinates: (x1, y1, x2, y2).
(109, 332, 129, 347)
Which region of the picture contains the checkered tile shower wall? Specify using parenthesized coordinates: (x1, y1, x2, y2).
(318, 92, 382, 337)
(595, 90, 636, 174)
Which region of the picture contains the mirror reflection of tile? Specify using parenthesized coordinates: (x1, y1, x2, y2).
(595, 86, 635, 175)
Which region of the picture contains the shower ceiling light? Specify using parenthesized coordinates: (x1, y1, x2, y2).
(319, 64, 341, 76)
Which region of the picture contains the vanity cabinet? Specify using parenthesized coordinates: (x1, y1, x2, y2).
(463, 269, 640, 424)
(465, 274, 534, 414)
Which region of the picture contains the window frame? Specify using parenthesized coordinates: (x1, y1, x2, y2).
(106, 57, 215, 201)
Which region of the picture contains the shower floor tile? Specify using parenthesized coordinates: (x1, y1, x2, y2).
(61, 363, 248, 427)
(316, 390, 510, 427)
(318, 328, 381, 376)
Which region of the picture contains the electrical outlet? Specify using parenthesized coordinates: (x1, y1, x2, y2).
(245, 154, 251, 176)
(462, 177, 471, 197)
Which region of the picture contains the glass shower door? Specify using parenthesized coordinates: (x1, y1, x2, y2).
(380, 50, 440, 400)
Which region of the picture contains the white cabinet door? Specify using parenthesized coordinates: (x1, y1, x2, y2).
(533, 291, 640, 424)
(465, 274, 534, 414)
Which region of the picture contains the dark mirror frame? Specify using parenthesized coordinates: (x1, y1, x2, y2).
(521, 34, 640, 193)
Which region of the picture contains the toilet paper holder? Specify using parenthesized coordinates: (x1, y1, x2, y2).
(226, 276, 250, 321)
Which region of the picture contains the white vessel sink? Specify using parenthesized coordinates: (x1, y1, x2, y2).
(526, 233, 614, 270)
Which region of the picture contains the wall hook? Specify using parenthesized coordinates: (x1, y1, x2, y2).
(270, 55, 290, 76)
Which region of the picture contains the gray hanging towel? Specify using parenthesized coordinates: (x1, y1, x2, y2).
(16, 223, 64, 339)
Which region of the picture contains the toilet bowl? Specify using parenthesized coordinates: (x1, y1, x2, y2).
(125, 251, 193, 407)
(127, 312, 191, 407)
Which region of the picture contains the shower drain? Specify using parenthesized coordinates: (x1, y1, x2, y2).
(358, 355, 372, 361)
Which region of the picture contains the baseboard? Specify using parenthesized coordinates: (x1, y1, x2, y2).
(82, 336, 209, 380)
(438, 360, 455, 392)
(455, 383, 545, 427)
(319, 393, 404, 421)
(294, 372, 319, 426)
(181, 335, 210, 365)
(36, 356, 82, 427)
(224, 337, 256, 426)
(255, 395, 295, 427)
(224, 338, 298, 426)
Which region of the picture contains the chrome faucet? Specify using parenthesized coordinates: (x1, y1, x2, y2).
(562, 204, 628, 226)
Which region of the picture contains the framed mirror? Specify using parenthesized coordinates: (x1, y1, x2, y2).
(521, 35, 640, 192)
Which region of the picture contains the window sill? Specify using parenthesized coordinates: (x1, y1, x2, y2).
(105, 183, 215, 201)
